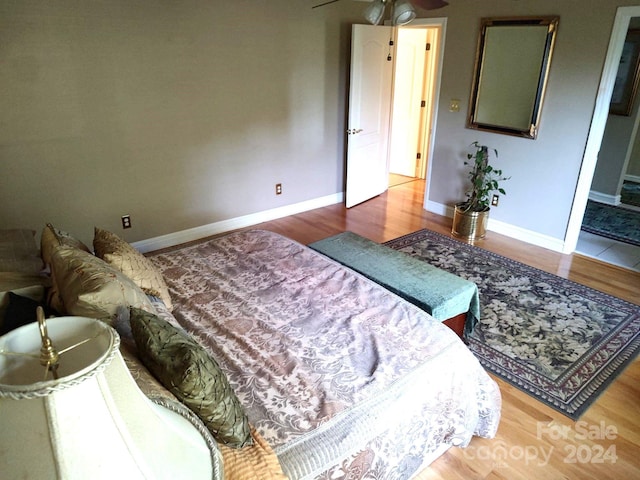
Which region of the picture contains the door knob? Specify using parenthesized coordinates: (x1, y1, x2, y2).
(347, 128, 364, 135)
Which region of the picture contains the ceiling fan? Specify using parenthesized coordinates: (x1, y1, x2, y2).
(312, 0, 449, 26)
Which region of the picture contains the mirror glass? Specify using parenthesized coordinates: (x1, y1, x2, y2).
(467, 17, 559, 139)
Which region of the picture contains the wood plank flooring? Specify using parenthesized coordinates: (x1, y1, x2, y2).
(251, 180, 640, 480)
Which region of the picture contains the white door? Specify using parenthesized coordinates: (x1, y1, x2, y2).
(389, 28, 428, 178)
(345, 24, 394, 208)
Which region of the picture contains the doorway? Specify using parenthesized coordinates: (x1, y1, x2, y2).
(388, 19, 446, 200)
(575, 21, 640, 272)
(566, 6, 640, 255)
(344, 19, 446, 208)
(568, 6, 640, 270)
(388, 28, 429, 187)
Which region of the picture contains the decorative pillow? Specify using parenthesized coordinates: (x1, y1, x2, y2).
(41, 224, 91, 312)
(129, 307, 252, 448)
(146, 295, 182, 331)
(93, 228, 173, 311)
(50, 246, 155, 321)
(40, 223, 91, 267)
(0, 229, 43, 273)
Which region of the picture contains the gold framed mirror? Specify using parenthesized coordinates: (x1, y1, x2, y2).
(467, 17, 559, 139)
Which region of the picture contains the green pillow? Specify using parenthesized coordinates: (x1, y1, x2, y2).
(129, 307, 253, 448)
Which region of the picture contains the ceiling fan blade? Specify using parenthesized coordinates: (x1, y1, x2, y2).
(312, 0, 449, 12)
(412, 0, 449, 9)
(312, 0, 342, 8)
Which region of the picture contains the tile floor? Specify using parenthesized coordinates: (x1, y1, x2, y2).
(575, 230, 640, 272)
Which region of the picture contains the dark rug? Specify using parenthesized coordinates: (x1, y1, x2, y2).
(621, 180, 640, 207)
(581, 200, 640, 247)
(385, 229, 640, 419)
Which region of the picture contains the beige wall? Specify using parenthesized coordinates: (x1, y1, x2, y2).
(0, 0, 362, 246)
(1, 1, 639, 248)
(429, 0, 640, 240)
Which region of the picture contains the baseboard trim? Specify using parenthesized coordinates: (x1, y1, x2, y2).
(426, 201, 565, 253)
(588, 190, 621, 206)
(133, 193, 344, 253)
(426, 200, 450, 217)
(625, 173, 640, 183)
(487, 218, 565, 253)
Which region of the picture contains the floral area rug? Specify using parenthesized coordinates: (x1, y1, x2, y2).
(581, 200, 640, 247)
(385, 229, 640, 419)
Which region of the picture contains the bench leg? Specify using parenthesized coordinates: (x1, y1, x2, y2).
(443, 313, 467, 340)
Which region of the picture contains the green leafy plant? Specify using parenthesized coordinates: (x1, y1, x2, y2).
(460, 141, 509, 213)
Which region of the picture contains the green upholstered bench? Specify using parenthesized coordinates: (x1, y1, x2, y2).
(309, 231, 480, 338)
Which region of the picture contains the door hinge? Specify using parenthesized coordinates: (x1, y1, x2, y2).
(421, 100, 426, 108)
(426, 42, 431, 51)
(417, 153, 422, 159)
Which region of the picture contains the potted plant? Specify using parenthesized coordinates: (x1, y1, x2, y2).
(451, 141, 509, 240)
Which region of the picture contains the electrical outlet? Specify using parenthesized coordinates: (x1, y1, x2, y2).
(491, 194, 499, 207)
(275, 183, 282, 195)
(121, 215, 132, 229)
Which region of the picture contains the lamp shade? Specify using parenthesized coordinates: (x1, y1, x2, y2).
(392, 0, 416, 25)
(0, 317, 213, 479)
(363, 0, 386, 25)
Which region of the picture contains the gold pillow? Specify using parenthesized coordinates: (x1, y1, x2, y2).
(41, 223, 91, 267)
(93, 228, 173, 311)
(50, 245, 155, 321)
(41, 224, 92, 312)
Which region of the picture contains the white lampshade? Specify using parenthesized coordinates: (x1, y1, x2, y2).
(393, 0, 416, 25)
(0, 316, 213, 480)
(364, 0, 387, 25)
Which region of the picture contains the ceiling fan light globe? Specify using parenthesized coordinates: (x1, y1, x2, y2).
(393, 0, 416, 25)
(363, 0, 386, 25)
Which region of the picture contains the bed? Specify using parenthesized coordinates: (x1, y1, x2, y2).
(146, 229, 501, 478)
(1, 226, 501, 479)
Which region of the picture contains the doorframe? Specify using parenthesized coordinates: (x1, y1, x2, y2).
(395, 17, 447, 211)
(564, 6, 640, 253)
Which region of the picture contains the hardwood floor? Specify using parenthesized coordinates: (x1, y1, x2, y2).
(252, 180, 640, 480)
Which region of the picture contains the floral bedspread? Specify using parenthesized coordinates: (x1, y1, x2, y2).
(148, 230, 501, 479)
